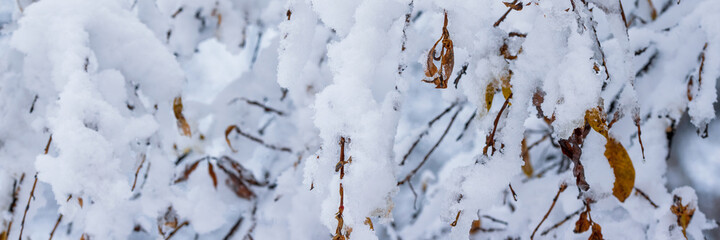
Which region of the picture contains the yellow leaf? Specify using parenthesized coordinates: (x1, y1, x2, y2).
(604, 136, 635, 202)
(485, 81, 497, 111)
(501, 71, 513, 100)
(585, 107, 635, 202)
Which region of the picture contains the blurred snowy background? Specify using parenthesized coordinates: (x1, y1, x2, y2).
(0, 0, 718, 239)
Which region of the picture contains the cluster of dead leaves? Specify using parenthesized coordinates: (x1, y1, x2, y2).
(423, 11, 454, 89)
(574, 202, 604, 240)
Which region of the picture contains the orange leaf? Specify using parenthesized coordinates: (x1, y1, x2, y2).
(485, 81, 498, 111)
(225, 125, 238, 152)
(173, 97, 192, 137)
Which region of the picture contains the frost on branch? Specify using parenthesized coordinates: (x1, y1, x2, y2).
(0, 0, 718, 239)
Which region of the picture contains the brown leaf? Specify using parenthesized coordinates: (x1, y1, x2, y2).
(670, 195, 696, 240)
(589, 223, 603, 240)
(207, 161, 218, 189)
(574, 208, 591, 233)
(422, 11, 454, 89)
(558, 125, 591, 191)
(173, 97, 192, 136)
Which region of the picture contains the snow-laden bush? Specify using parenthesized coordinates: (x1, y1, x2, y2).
(0, 0, 717, 239)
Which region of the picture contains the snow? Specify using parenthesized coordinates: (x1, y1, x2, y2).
(0, 0, 718, 239)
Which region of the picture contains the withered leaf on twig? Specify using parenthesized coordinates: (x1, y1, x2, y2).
(585, 107, 635, 202)
(423, 11, 454, 89)
(670, 195, 695, 240)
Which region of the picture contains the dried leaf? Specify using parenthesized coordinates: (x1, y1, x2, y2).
(422, 11, 454, 89)
(558, 126, 591, 191)
(670, 195, 695, 240)
(470, 219, 482, 234)
(207, 161, 218, 189)
(77, 197, 83, 208)
(521, 138, 533, 177)
(485, 81, 498, 111)
(503, 1, 523, 11)
(364, 217, 374, 231)
(225, 125, 238, 152)
(173, 97, 191, 136)
(604, 137, 635, 202)
(574, 208, 591, 233)
(501, 71, 513, 100)
(227, 177, 254, 199)
(584, 107, 636, 202)
(589, 223, 603, 240)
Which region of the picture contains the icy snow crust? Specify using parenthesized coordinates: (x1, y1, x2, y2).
(0, 0, 717, 239)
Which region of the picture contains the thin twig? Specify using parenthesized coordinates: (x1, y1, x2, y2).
(540, 207, 583, 236)
(230, 97, 285, 116)
(223, 216, 243, 240)
(482, 215, 508, 225)
(19, 174, 38, 240)
(453, 63, 468, 88)
(226, 125, 292, 153)
(456, 110, 477, 141)
(399, 105, 463, 185)
(165, 221, 188, 240)
(484, 93, 513, 155)
(401, 102, 458, 165)
(44, 135, 52, 155)
(49, 214, 63, 240)
(531, 183, 567, 240)
(494, 0, 519, 27)
(634, 187, 659, 208)
(509, 184, 518, 201)
(131, 154, 146, 191)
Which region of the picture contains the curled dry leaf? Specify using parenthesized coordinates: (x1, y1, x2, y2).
(173, 97, 191, 137)
(364, 217, 374, 231)
(585, 107, 636, 202)
(225, 125, 238, 152)
(422, 11, 454, 89)
(558, 125, 591, 191)
(670, 195, 695, 240)
(521, 138, 533, 177)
